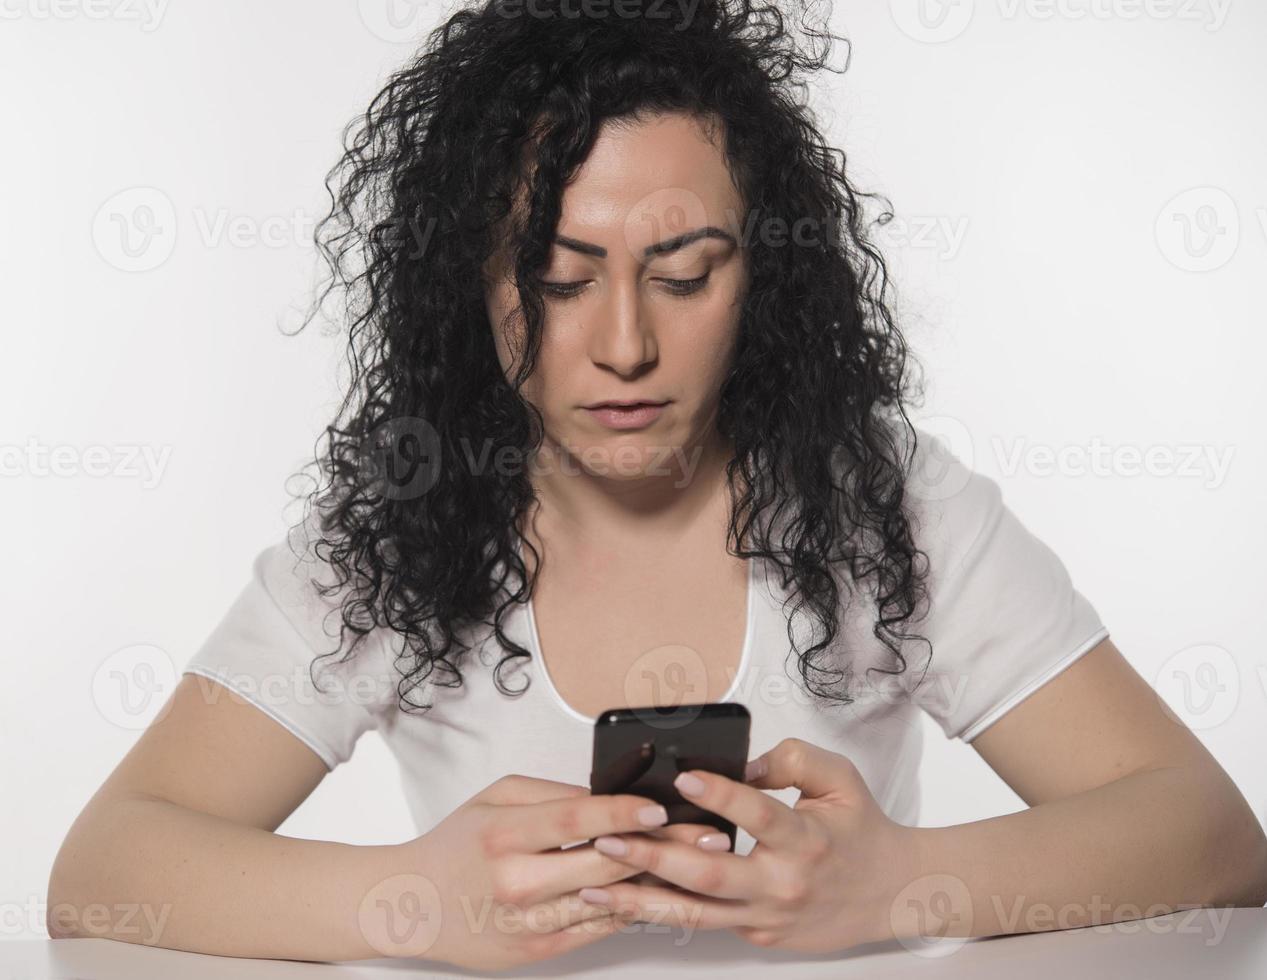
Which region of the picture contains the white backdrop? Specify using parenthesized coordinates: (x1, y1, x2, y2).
(3, 0, 1264, 941)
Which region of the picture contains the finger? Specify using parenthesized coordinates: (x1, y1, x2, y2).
(746, 737, 863, 802)
(672, 768, 801, 850)
(481, 887, 620, 948)
(588, 833, 761, 900)
(504, 842, 660, 905)
(538, 892, 622, 931)
(537, 909, 633, 960)
(490, 793, 669, 853)
(578, 878, 753, 931)
(494, 823, 722, 906)
(626, 867, 701, 891)
(644, 822, 723, 845)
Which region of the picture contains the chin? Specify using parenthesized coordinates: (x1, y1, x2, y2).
(549, 430, 683, 477)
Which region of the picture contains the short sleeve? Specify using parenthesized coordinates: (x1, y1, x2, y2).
(181, 515, 395, 770)
(900, 426, 1110, 742)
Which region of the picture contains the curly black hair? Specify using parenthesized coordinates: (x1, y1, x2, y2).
(286, 0, 934, 715)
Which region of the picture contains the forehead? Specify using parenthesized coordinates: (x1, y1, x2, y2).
(554, 112, 744, 256)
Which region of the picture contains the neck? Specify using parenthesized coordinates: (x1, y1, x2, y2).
(520, 427, 740, 550)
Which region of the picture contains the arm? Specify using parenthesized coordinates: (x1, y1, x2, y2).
(897, 637, 1267, 938)
(47, 674, 407, 961)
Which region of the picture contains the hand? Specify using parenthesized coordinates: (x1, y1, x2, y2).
(382, 774, 721, 970)
(573, 737, 919, 952)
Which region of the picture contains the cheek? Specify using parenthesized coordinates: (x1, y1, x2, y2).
(525, 328, 578, 407)
(485, 299, 557, 411)
(663, 293, 742, 371)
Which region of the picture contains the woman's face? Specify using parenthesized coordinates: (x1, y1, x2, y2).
(483, 111, 748, 483)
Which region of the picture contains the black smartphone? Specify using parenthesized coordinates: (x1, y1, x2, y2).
(589, 702, 751, 850)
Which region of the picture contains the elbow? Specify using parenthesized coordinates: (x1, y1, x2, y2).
(46, 866, 80, 939)
(46, 838, 92, 939)
(45, 891, 82, 940)
(1208, 796, 1267, 908)
(1227, 853, 1267, 909)
(45, 907, 81, 941)
(1233, 830, 1267, 908)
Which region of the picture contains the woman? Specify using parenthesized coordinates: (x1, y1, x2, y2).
(48, 0, 1267, 971)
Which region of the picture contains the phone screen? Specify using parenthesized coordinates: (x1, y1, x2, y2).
(589, 702, 751, 848)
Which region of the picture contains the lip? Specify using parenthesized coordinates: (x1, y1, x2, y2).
(582, 401, 669, 430)
(582, 399, 670, 409)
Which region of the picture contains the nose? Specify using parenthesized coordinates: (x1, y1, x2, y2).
(586, 279, 658, 377)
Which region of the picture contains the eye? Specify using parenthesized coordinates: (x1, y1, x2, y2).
(541, 280, 589, 300)
(657, 272, 710, 298)
(540, 272, 712, 301)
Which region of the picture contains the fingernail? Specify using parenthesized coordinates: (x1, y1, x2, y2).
(579, 887, 612, 906)
(744, 757, 768, 782)
(696, 833, 730, 851)
(637, 804, 668, 827)
(594, 835, 629, 857)
(675, 772, 706, 797)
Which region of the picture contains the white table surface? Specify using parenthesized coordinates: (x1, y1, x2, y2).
(4, 908, 1265, 979)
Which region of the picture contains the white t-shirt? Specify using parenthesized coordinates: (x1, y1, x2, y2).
(182, 427, 1108, 856)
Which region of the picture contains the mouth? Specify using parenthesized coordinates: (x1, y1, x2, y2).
(581, 400, 670, 430)
(582, 399, 670, 410)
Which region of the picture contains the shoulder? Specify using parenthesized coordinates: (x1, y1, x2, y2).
(249, 505, 400, 711)
(249, 507, 350, 657)
(895, 419, 1005, 576)
(879, 419, 1109, 739)
(180, 506, 401, 769)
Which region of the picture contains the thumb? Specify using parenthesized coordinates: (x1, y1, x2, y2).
(743, 737, 861, 800)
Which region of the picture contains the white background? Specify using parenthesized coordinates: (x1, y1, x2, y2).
(2, 0, 1265, 941)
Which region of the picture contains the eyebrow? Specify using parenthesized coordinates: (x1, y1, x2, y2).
(553, 225, 737, 260)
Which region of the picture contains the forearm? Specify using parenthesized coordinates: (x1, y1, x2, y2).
(47, 795, 408, 962)
(886, 764, 1267, 941)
